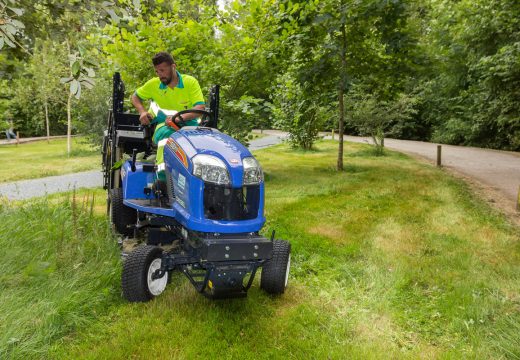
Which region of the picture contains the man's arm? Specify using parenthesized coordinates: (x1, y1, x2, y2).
(131, 93, 153, 125)
(176, 104, 206, 121)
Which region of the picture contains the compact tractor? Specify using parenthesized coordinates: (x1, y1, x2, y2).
(102, 73, 291, 301)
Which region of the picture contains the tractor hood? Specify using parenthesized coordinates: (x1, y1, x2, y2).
(172, 128, 254, 187)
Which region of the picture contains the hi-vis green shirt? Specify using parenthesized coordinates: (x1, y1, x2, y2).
(134, 71, 205, 143)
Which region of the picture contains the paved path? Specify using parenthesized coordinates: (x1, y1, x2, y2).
(0, 135, 73, 146)
(0, 134, 287, 201)
(341, 135, 520, 207)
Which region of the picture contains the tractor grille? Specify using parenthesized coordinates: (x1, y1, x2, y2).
(165, 170, 176, 203)
(203, 184, 260, 221)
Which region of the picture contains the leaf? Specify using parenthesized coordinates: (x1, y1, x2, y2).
(71, 60, 81, 76)
(70, 79, 79, 96)
(81, 78, 95, 89)
(0, 37, 3, 50)
(105, 8, 120, 23)
(10, 19, 24, 29)
(133, 0, 141, 11)
(75, 82, 81, 99)
(4, 24, 18, 35)
(84, 67, 95, 78)
(7, 6, 24, 16)
(83, 59, 99, 67)
(2, 34, 15, 48)
(60, 77, 73, 84)
(78, 45, 86, 57)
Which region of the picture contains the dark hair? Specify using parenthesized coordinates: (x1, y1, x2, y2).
(152, 52, 175, 66)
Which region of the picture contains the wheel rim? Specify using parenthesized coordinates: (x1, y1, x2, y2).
(147, 258, 168, 296)
(284, 254, 291, 287)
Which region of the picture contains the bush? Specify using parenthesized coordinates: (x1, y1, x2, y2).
(271, 73, 324, 150)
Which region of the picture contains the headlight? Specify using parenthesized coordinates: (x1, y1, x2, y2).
(242, 157, 263, 185)
(192, 155, 230, 185)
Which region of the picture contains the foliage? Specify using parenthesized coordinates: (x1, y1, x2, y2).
(271, 70, 326, 150)
(348, 90, 418, 155)
(219, 94, 270, 145)
(1, 0, 519, 151)
(0, 191, 120, 359)
(0, 0, 25, 51)
(74, 77, 111, 147)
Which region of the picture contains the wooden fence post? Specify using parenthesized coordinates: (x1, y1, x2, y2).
(16, 131, 19, 146)
(437, 145, 442, 167)
(517, 185, 520, 211)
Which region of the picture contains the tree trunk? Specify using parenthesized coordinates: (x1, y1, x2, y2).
(337, 24, 347, 171)
(44, 99, 50, 143)
(66, 38, 72, 156)
(67, 92, 72, 155)
(338, 88, 344, 170)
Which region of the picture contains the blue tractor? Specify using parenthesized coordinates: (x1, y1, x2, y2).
(102, 73, 291, 301)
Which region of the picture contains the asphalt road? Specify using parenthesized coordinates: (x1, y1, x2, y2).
(0, 134, 286, 201)
(342, 135, 520, 207)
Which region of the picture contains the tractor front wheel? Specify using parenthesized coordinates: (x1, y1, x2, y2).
(122, 245, 168, 302)
(109, 188, 137, 237)
(261, 240, 291, 295)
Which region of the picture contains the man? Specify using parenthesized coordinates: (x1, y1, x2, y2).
(131, 52, 205, 179)
(4, 119, 16, 141)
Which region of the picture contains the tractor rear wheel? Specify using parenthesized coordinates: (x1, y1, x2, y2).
(261, 240, 291, 295)
(122, 245, 168, 302)
(109, 188, 137, 237)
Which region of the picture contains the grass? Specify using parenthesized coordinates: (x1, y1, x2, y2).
(0, 138, 99, 183)
(0, 140, 519, 359)
(0, 132, 264, 184)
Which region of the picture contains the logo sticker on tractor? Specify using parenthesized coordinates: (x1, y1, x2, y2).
(230, 159, 239, 164)
(166, 138, 188, 169)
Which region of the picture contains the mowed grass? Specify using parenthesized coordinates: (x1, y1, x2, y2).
(0, 140, 519, 359)
(0, 138, 99, 183)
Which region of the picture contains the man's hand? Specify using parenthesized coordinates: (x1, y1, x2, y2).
(165, 115, 180, 130)
(139, 111, 153, 125)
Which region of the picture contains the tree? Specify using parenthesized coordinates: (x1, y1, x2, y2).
(28, 38, 68, 142)
(60, 43, 96, 155)
(348, 91, 418, 155)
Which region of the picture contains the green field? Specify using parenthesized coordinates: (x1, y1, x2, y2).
(0, 141, 518, 359)
(0, 138, 99, 183)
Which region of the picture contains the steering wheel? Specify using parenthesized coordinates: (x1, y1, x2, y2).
(170, 109, 212, 128)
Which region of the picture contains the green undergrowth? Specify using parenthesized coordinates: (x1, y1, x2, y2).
(0, 189, 120, 359)
(0, 138, 99, 183)
(0, 140, 519, 359)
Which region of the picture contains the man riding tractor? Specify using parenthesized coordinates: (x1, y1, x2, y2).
(131, 51, 206, 182)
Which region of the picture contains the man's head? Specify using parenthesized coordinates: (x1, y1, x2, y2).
(152, 52, 176, 86)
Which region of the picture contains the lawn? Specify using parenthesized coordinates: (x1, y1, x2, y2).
(0, 141, 518, 359)
(0, 138, 99, 183)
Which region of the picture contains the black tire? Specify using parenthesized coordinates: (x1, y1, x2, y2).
(122, 245, 168, 302)
(109, 188, 137, 237)
(261, 240, 291, 295)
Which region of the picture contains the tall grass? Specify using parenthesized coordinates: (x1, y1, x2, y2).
(1, 141, 519, 359)
(0, 189, 120, 359)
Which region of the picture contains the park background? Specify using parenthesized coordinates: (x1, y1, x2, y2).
(1, 0, 520, 359)
(1, 0, 519, 153)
